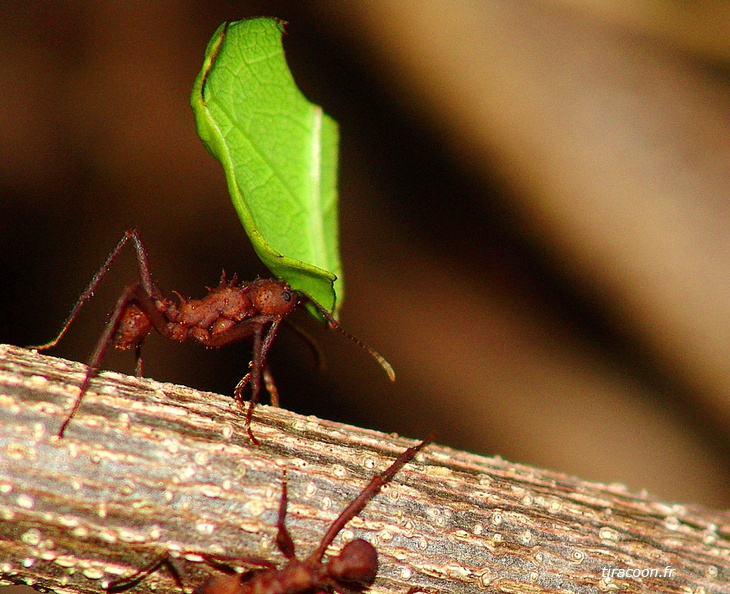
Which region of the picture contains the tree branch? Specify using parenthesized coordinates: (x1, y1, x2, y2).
(0, 344, 728, 593)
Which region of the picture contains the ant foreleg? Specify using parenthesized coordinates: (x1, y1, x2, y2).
(252, 317, 283, 397)
(235, 369, 259, 445)
(234, 363, 276, 445)
(222, 316, 282, 443)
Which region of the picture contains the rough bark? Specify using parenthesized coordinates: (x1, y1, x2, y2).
(0, 343, 728, 593)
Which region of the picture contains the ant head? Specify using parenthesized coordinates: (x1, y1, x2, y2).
(247, 279, 299, 316)
(327, 538, 378, 587)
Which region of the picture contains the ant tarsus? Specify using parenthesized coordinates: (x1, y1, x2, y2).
(108, 435, 434, 594)
(31, 229, 395, 439)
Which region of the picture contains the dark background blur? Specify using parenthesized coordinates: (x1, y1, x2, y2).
(3, 1, 730, 508)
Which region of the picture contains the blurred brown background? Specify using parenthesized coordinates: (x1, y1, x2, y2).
(3, 1, 730, 508)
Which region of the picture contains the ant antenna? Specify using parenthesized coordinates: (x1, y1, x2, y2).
(301, 295, 396, 382)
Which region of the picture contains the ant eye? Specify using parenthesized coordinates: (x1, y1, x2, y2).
(282, 291, 292, 302)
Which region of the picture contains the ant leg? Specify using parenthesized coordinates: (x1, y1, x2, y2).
(107, 554, 185, 593)
(32, 229, 160, 352)
(232, 323, 264, 444)
(234, 366, 274, 445)
(57, 283, 145, 437)
(248, 317, 282, 399)
(125, 228, 159, 299)
(134, 343, 144, 377)
(284, 320, 326, 371)
(57, 282, 171, 438)
(275, 469, 297, 559)
(227, 318, 282, 443)
(309, 434, 435, 563)
(233, 370, 252, 404)
(235, 372, 259, 445)
(234, 363, 277, 406)
(194, 551, 275, 575)
(263, 364, 279, 407)
(232, 366, 255, 434)
(30, 231, 136, 351)
(248, 319, 284, 441)
(249, 322, 265, 402)
(209, 314, 284, 442)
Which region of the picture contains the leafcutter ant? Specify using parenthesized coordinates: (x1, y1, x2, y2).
(108, 435, 434, 594)
(32, 229, 395, 440)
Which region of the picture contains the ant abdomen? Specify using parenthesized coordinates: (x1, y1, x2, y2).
(114, 303, 153, 349)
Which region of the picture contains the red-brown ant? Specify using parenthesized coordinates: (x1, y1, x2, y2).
(32, 229, 395, 440)
(108, 435, 434, 594)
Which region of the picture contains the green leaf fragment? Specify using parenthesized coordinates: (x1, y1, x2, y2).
(191, 18, 342, 317)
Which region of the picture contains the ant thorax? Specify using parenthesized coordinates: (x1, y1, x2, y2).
(138, 277, 299, 347)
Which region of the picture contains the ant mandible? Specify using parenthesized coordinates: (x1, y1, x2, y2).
(109, 435, 434, 594)
(32, 229, 395, 440)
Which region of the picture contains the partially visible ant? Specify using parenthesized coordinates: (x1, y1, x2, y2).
(32, 229, 395, 440)
(108, 435, 434, 594)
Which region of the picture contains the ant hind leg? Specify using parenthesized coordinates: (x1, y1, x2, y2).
(57, 283, 146, 438)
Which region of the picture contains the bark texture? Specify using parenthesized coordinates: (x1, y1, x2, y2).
(0, 344, 728, 593)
